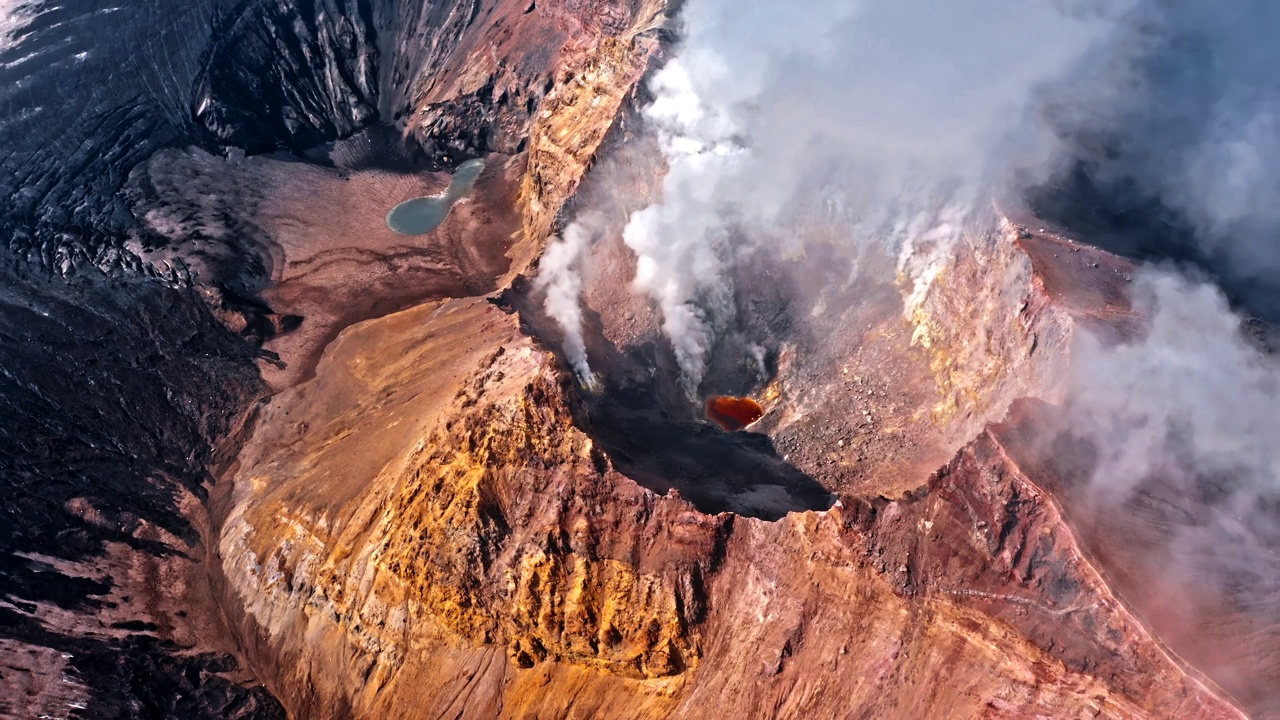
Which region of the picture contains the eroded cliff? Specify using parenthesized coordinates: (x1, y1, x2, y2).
(216, 223, 1245, 717)
(3, 0, 1275, 717)
(201, 5, 1266, 709)
(0, 0, 667, 715)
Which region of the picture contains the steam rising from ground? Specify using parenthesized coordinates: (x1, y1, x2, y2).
(1045, 0, 1280, 311)
(1066, 269, 1280, 600)
(536, 218, 598, 387)
(1070, 271, 1277, 507)
(620, 0, 1131, 389)
(1037, 1, 1280, 615)
(538, 1, 1280, 604)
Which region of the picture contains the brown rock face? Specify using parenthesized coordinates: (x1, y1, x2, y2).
(219, 299, 723, 715)
(991, 398, 1280, 717)
(193, 5, 1272, 711)
(217, 254, 1244, 718)
(85, 2, 1266, 717)
(17, 0, 1272, 716)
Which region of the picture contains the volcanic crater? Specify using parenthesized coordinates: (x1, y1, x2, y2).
(0, 0, 1277, 718)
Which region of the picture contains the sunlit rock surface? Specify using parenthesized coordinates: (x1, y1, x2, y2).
(0, 0, 1276, 717)
(0, 0, 663, 714)
(218, 222, 1243, 718)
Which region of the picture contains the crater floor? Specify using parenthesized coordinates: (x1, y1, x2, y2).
(0, 0, 1276, 717)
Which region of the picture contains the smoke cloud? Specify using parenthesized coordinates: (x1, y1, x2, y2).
(1063, 267, 1280, 604)
(1043, 0, 1280, 314)
(1034, 1, 1280, 622)
(623, 0, 1134, 389)
(545, 0, 1280, 696)
(1069, 270, 1280, 507)
(535, 218, 598, 388)
(550, 0, 1280, 578)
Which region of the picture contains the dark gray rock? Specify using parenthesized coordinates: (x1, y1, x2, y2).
(0, 260, 277, 717)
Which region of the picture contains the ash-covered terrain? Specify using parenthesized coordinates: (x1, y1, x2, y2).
(1, 0, 1278, 719)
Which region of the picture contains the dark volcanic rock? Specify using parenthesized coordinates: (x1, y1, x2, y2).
(0, 0, 225, 244)
(0, 260, 279, 718)
(0, 0, 656, 272)
(193, 0, 381, 154)
(0, 0, 385, 246)
(0, 0, 663, 714)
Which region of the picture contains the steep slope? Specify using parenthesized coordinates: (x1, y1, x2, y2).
(0, 0, 666, 715)
(217, 232, 1243, 717)
(0, 0, 662, 272)
(0, 267, 281, 718)
(994, 397, 1280, 717)
(3, 1, 1275, 717)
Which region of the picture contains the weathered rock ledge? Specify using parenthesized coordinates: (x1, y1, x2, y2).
(216, 219, 1247, 718)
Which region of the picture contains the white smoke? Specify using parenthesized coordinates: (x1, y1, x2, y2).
(1064, 268, 1280, 600)
(623, 0, 1135, 390)
(535, 219, 598, 388)
(1032, 3, 1280, 626)
(593, 0, 1280, 697)
(1069, 270, 1280, 502)
(1043, 0, 1280, 310)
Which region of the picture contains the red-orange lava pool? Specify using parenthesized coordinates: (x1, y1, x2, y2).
(705, 396, 764, 431)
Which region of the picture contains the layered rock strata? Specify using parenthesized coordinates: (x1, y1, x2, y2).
(217, 221, 1246, 717)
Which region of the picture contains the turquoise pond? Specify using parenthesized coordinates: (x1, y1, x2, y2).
(385, 158, 487, 235)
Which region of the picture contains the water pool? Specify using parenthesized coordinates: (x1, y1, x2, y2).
(385, 158, 486, 235)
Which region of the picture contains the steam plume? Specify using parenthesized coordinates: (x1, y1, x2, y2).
(625, 0, 1133, 389)
(1034, 1, 1280, 611)
(536, 219, 598, 388)
(1044, 0, 1280, 314)
(593, 0, 1280, 690)
(573, 0, 1280, 608)
(1064, 268, 1280, 600)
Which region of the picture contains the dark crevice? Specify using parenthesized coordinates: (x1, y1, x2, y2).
(501, 280, 834, 522)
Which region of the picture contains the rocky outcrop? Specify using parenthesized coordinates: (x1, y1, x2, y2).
(0, 266, 280, 718)
(1, 0, 662, 276)
(848, 431, 1224, 712)
(397, 0, 663, 167)
(194, 0, 381, 153)
(217, 268, 1244, 718)
(517, 26, 663, 257)
(218, 299, 724, 716)
(992, 397, 1280, 717)
(900, 213, 1076, 444)
(2, 1, 1273, 718)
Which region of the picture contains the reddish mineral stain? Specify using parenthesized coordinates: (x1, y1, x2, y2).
(705, 396, 764, 431)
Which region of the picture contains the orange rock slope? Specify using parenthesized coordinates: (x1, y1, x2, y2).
(221, 305, 1231, 717)
(214, 222, 1250, 718)
(188, 3, 1270, 717)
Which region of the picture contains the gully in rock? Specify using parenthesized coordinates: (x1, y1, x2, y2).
(0, 0, 1277, 718)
